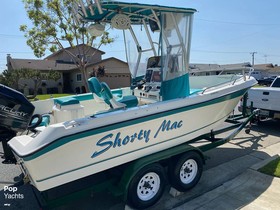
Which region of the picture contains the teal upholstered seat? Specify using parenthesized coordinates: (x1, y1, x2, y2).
(88, 77, 102, 97)
(88, 77, 110, 105)
(31, 114, 50, 127)
(55, 97, 79, 106)
(88, 77, 138, 109)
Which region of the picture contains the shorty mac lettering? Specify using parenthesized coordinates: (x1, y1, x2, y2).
(92, 119, 183, 158)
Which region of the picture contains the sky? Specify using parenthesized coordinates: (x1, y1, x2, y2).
(1, 0, 280, 72)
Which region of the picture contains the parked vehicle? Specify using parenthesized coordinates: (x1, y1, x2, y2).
(239, 76, 280, 119)
(250, 71, 263, 80)
(257, 76, 277, 86)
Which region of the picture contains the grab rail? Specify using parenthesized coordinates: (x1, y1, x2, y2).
(201, 75, 243, 94)
(201, 67, 255, 94)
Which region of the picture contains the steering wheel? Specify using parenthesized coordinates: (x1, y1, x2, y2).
(28, 114, 43, 130)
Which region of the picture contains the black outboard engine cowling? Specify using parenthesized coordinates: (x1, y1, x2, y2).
(0, 84, 35, 133)
(0, 84, 35, 163)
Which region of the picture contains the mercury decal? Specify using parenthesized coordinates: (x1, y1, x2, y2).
(0, 105, 28, 119)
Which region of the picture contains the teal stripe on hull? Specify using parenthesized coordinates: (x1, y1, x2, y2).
(36, 110, 231, 183)
(22, 88, 248, 161)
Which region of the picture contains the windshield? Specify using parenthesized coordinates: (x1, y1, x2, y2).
(161, 12, 193, 81)
(124, 11, 193, 81)
(124, 22, 160, 78)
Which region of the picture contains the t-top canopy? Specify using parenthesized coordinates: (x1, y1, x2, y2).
(80, 1, 197, 24)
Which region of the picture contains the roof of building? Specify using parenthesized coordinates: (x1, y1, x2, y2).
(249, 64, 280, 73)
(9, 58, 77, 71)
(189, 63, 222, 72)
(87, 57, 129, 74)
(220, 62, 252, 70)
(45, 44, 105, 60)
(8, 56, 129, 74)
(189, 62, 252, 73)
(90, 57, 127, 66)
(253, 63, 274, 70)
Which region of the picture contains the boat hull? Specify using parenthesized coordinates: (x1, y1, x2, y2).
(10, 87, 248, 191)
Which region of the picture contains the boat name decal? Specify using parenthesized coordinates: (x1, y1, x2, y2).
(91, 119, 183, 158)
(154, 119, 183, 138)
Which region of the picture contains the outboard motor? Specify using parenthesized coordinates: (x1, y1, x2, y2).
(0, 84, 35, 163)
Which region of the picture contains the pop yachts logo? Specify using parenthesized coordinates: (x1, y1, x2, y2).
(92, 119, 183, 158)
(3, 186, 24, 200)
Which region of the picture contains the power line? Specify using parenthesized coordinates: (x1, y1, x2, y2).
(0, 51, 34, 54)
(197, 18, 280, 26)
(192, 49, 280, 59)
(192, 49, 250, 54)
(0, 33, 25, 38)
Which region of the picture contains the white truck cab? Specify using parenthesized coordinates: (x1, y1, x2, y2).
(240, 76, 280, 119)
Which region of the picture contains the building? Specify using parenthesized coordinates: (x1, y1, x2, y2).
(253, 63, 280, 78)
(189, 62, 280, 79)
(6, 44, 131, 94)
(189, 62, 252, 76)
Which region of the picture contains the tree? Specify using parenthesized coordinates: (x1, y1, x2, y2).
(20, 0, 114, 92)
(90, 65, 105, 77)
(0, 69, 23, 90)
(0, 68, 61, 98)
(20, 68, 61, 98)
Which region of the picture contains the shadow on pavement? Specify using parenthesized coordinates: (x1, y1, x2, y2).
(149, 148, 274, 210)
(0, 148, 273, 210)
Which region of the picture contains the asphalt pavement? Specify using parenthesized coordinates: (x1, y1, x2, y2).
(1, 119, 280, 210)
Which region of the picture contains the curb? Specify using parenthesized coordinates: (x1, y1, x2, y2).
(250, 154, 280, 171)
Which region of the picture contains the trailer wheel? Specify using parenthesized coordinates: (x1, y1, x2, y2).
(245, 128, 251, 134)
(127, 163, 165, 209)
(169, 151, 203, 192)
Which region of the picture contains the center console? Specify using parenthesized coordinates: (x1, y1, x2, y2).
(134, 67, 161, 104)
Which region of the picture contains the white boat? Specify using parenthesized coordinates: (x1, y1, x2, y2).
(7, 1, 257, 192)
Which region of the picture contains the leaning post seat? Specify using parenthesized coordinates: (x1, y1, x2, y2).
(88, 77, 110, 104)
(100, 82, 126, 108)
(88, 77, 102, 95)
(87, 77, 138, 109)
(30, 114, 50, 127)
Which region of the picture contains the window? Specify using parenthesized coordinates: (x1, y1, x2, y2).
(272, 77, 280, 87)
(76, 73, 82, 82)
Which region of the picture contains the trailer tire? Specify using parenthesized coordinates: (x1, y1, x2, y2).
(127, 163, 165, 209)
(169, 151, 203, 192)
(245, 128, 250, 134)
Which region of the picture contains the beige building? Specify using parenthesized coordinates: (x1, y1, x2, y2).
(189, 62, 280, 78)
(6, 44, 131, 94)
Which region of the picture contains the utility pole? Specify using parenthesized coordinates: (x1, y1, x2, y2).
(250, 52, 257, 66)
(264, 54, 267, 63)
